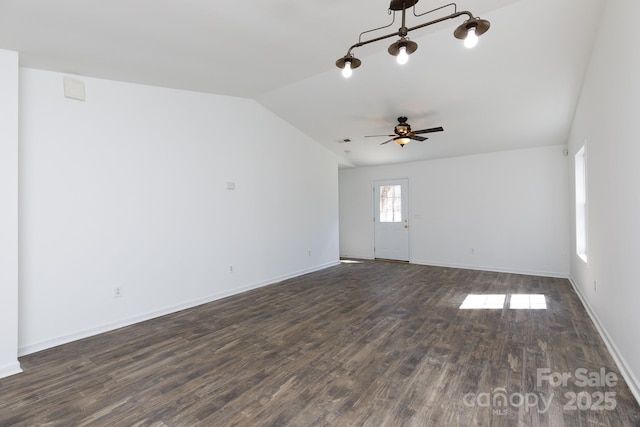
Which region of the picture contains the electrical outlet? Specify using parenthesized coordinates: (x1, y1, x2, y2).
(229, 265, 233, 273)
(594, 280, 597, 292)
(308, 250, 312, 257)
(114, 287, 122, 298)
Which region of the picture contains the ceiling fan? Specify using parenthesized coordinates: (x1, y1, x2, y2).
(366, 116, 444, 147)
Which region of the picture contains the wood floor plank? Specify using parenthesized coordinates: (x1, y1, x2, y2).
(1, 261, 639, 426)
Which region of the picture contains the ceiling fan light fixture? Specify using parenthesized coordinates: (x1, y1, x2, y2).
(366, 116, 444, 149)
(395, 137, 412, 147)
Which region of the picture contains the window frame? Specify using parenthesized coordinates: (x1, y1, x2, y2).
(575, 145, 588, 263)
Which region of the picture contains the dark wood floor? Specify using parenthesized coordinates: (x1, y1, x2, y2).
(1, 261, 639, 426)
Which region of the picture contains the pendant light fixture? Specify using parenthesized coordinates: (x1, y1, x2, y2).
(336, 0, 490, 78)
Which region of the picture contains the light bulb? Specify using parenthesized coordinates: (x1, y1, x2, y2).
(342, 61, 352, 78)
(397, 46, 409, 65)
(464, 26, 478, 49)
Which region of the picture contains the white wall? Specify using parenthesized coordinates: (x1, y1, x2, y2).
(0, 50, 22, 377)
(18, 68, 339, 355)
(340, 145, 569, 277)
(567, 0, 640, 400)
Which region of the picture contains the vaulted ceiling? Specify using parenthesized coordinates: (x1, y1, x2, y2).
(0, 0, 604, 167)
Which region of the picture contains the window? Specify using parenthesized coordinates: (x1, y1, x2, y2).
(379, 185, 402, 222)
(575, 146, 587, 262)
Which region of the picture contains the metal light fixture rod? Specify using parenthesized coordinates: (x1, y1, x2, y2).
(399, 1, 408, 36)
(344, 10, 474, 57)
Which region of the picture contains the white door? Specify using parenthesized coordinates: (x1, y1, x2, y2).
(374, 179, 409, 261)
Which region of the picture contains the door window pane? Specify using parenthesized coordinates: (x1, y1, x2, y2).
(380, 185, 402, 222)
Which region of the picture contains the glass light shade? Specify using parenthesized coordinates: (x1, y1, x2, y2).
(342, 61, 352, 78)
(397, 46, 409, 65)
(464, 27, 478, 48)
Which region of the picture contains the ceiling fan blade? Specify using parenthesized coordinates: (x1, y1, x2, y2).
(380, 138, 394, 145)
(413, 126, 444, 135)
(410, 135, 427, 141)
(365, 134, 395, 138)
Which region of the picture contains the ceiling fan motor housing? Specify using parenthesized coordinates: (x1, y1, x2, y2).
(395, 117, 411, 135)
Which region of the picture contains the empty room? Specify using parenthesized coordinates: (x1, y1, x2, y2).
(1, 0, 640, 425)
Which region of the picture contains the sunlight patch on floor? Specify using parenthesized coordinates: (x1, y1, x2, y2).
(460, 294, 506, 309)
(509, 294, 547, 309)
(460, 294, 547, 310)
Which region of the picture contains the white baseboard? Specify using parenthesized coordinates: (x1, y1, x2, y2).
(568, 276, 640, 405)
(410, 258, 569, 279)
(339, 256, 569, 278)
(18, 260, 340, 357)
(0, 361, 22, 379)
